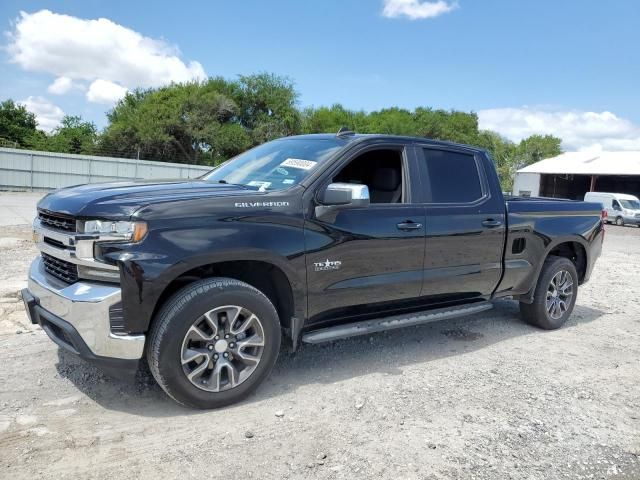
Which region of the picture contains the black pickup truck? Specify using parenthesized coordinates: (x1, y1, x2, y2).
(22, 131, 604, 408)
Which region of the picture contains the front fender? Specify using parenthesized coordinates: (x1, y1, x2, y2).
(103, 215, 307, 333)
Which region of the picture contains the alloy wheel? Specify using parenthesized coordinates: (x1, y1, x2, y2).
(546, 270, 574, 320)
(180, 305, 265, 392)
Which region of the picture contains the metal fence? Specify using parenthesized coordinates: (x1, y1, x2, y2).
(0, 147, 213, 191)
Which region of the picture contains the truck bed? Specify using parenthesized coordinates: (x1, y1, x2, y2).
(506, 195, 603, 215)
(496, 195, 604, 301)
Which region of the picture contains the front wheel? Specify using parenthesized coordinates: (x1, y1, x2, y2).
(147, 278, 281, 409)
(615, 216, 624, 226)
(520, 256, 578, 330)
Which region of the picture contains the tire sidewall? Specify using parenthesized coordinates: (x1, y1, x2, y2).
(150, 279, 281, 408)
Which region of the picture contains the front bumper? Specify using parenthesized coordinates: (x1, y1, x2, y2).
(24, 257, 145, 366)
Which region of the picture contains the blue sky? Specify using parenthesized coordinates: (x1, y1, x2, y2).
(1, 0, 639, 150)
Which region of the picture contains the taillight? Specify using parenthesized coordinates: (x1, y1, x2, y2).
(601, 209, 606, 239)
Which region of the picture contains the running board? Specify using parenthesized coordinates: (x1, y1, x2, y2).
(301, 301, 493, 344)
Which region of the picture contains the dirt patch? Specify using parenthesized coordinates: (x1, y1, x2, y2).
(0, 226, 38, 336)
(440, 327, 484, 341)
(1, 224, 639, 479)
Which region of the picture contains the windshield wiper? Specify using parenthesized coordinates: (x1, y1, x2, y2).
(215, 179, 255, 189)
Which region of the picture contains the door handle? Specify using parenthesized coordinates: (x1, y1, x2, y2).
(482, 219, 502, 228)
(397, 221, 423, 231)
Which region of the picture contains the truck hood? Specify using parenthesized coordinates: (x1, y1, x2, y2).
(38, 179, 259, 218)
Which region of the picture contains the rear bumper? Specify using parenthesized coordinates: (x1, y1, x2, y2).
(23, 257, 145, 372)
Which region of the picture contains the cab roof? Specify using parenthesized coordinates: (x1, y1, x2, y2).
(282, 133, 486, 153)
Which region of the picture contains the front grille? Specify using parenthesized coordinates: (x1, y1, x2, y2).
(42, 252, 78, 284)
(38, 210, 76, 232)
(43, 237, 65, 248)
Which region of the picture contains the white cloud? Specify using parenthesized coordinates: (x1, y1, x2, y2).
(7, 10, 206, 104)
(86, 79, 128, 105)
(47, 76, 84, 95)
(382, 0, 458, 20)
(478, 107, 640, 152)
(20, 96, 64, 132)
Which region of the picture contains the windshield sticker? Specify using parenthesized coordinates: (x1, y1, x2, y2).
(247, 180, 272, 191)
(282, 179, 294, 184)
(280, 158, 317, 170)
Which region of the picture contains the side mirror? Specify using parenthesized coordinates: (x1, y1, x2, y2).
(320, 183, 370, 206)
(315, 183, 370, 221)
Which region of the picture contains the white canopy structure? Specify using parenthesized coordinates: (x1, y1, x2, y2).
(513, 151, 640, 199)
(517, 151, 640, 176)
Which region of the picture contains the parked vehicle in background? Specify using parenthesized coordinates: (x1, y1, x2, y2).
(22, 131, 605, 408)
(584, 192, 640, 226)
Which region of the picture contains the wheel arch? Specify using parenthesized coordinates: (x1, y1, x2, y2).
(519, 236, 589, 304)
(149, 255, 301, 339)
(545, 239, 588, 283)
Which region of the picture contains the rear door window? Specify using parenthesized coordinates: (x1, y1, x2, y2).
(423, 149, 483, 203)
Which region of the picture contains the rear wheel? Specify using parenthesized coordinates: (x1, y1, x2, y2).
(520, 256, 578, 330)
(615, 216, 624, 226)
(147, 278, 281, 409)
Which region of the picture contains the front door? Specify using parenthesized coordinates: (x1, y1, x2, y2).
(303, 145, 426, 325)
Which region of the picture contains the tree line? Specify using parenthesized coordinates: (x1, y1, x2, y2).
(0, 73, 561, 191)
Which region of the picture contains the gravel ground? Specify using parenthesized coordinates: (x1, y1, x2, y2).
(0, 224, 639, 479)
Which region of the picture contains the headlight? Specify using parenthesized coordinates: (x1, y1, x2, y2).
(83, 220, 148, 242)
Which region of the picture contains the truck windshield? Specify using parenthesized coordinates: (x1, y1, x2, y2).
(620, 199, 640, 209)
(203, 138, 345, 191)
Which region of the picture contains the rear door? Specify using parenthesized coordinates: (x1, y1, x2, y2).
(416, 146, 506, 301)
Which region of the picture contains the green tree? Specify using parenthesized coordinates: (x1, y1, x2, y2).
(236, 73, 300, 144)
(0, 99, 41, 147)
(472, 132, 562, 192)
(515, 134, 562, 167)
(413, 108, 479, 144)
(100, 74, 298, 164)
(301, 104, 369, 133)
(365, 107, 416, 135)
(474, 130, 517, 191)
(42, 116, 98, 155)
(100, 82, 235, 163)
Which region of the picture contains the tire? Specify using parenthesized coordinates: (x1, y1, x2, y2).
(147, 277, 281, 409)
(519, 256, 578, 330)
(615, 216, 624, 226)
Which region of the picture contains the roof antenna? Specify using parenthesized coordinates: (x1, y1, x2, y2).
(336, 126, 355, 138)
